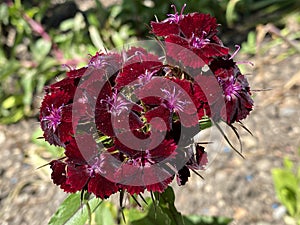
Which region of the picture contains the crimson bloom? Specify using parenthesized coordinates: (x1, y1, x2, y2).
(113, 138, 177, 195)
(209, 57, 254, 123)
(50, 135, 119, 199)
(40, 90, 73, 146)
(151, 6, 229, 67)
(41, 4, 253, 200)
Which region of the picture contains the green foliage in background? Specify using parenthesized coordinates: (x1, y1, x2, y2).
(49, 187, 232, 225)
(0, 1, 57, 123)
(272, 156, 300, 224)
(115, 0, 300, 36)
(225, 0, 300, 29)
(0, 0, 136, 124)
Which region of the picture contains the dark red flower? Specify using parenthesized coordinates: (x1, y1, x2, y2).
(176, 166, 190, 186)
(95, 88, 144, 137)
(88, 51, 121, 74)
(179, 13, 218, 39)
(151, 9, 229, 67)
(145, 105, 172, 131)
(87, 172, 119, 199)
(50, 160, 78, 193)
(193, 74, 226, 121)
(209, 57, 254, 123)
(66, 152, 119, 199)
(150, 4, 186, 36)
(49, 134, 119, 198)
(40, 90, 73, 146)
(167, 77, 203, 124)
(165, 35, 228, 67)
(45, 76, 79, 98)
(42, 4, 254, 199)
(115, 47, 163, 89)
(187, 145, 208, 170)
(175, 144, 207, 185)
(114, 139, 177, 194)
(137, 77, 199, 129)
(66, 67, 88, 78)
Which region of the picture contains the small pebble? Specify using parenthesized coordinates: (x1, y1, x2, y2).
(10, 177, 18, 184)
(256, 159, 272, 171)
(273, 205, 286, 220)
(0, 130, 6, 145)
(279, 108, 296, 117)
(272, 203, 279, 209)
(246, 174, 253, 182)
(255, 222, 272, 225)
(223, 146, 231, 153)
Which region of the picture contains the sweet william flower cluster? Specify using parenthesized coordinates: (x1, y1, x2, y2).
(40, 5, 253, 199)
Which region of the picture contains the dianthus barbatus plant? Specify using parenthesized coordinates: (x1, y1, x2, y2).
(40, 3, 253, 213)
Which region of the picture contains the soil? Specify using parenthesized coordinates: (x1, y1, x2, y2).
(1, 2, 300, 225)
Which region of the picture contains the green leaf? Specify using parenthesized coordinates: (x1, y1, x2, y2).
(2, 96, 21, 109)
(73, 13, 85, 32)
(31, 38, 52, 62)
(0, 3, 9, 25)
(89, 25, 105, 52)
(0, 60, 20, 81)
(48, 193, 102, 225)
(154, 186, 185, 225)
(272, 168, 298, 216)
(94, 201, 116, 225)
(283, 157, 294, 170)
(38, 57, 58, 72)
(241, 31, 257, 55)
(183, 215, 232, 225)
(60, 18, 75, 32)
(125, 207, 147, 222)
(129, 204, 171, 225)
(225, 0, 240, 28)
(21, 69, 35, 114)
(111, 31, 125, 47)
(199, 116, 212, 130)
(0, 108, 24, 124)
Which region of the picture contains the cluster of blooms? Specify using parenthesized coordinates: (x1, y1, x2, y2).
(40, 5, 253, 199)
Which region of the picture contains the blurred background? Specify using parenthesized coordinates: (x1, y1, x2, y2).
(0, 0, 299, 224)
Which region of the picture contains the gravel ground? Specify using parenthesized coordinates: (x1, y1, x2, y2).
(0, 120, 67, 225)
(0, 2, 299, 224)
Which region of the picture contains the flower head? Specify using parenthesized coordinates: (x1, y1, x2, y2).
(191, 32, 210, 49)
(138, 69, 157, 86)
(115, 47, 163, 89)
(40, 90, 73, 146)
(210, 57, 254, 123)
(101, 90, 131, 116)
(161, 87, 189, 112)
(41, 4, 253, 200)
(114, 139, 177, 194)
(166, 4, 186, 24)
(88, 52, 121, 71)
(219, 76, 243, 101)
(50, 134, 119, 197)
(41, 104, 63, 132)
(152, 12, 229, 67)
